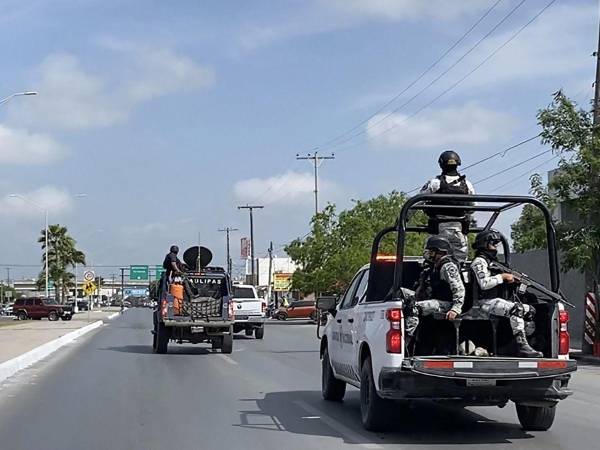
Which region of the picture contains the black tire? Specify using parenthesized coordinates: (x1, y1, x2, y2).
(17, 311, 28, 321)
(212, 338, 222, 350)
(255, 326, 264, 339)
(516, 404, 556, 431)
(221, 334, 233, 354)
(245, 328, 253, 336)
(61, 315, 72, 321)
(155, 323, 170, 354)
(48, 311, 59, 321)
(360, 356, 393, 431)
(322, 346, 346, 401)
(277, 312, 287, 321)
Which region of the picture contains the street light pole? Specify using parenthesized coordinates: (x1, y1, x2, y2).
(45, 209, 49, 299)
(237, 205, 263, 285)
(0, 91, 37, 106)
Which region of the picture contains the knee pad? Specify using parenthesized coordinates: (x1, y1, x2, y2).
(509, 302, 525, 318)
(523, 304, 536, 321)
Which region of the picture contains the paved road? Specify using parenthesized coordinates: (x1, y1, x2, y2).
(0, 309, 598, 450)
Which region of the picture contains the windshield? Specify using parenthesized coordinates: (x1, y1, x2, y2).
(233, 287, 256, 300)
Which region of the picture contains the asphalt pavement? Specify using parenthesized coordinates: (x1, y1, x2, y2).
(0, 308, 598, 450)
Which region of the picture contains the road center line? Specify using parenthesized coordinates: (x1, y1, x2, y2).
(294, 400, 383, 449)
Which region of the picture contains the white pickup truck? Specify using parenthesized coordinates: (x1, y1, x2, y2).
(232, 284, 266, 339)
(317, 194, 577, 432)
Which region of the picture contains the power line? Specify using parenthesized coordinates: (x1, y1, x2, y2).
(331, 0, 557, 155)
(314, 0, 505, 150)
(472, 149, 553, 185)
(488, 155, 560, 193)
(326, 0, 525, 152)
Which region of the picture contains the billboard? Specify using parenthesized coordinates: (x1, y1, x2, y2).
(273, 273, 293, 292)
(241, 237, 251, 258)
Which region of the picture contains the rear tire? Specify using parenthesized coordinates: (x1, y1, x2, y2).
(277, 312, 287, 320)
(322, 346, 346, 401)
(17, 311, 28, 321)
(221, 334, 233, 354)
(255, 326, 264, 339)
(516, 404, 556, 431)
(211, 338, 222, 350)
(155, 323, 170, 354)
(48, 311, 59, 321)
(360, 356, 393, 431)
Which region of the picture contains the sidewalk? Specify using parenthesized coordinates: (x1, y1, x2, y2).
(0, 308, 120, 365)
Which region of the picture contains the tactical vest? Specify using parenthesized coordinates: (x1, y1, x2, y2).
(427, 174, 471, 233)
(429, 256, 458, 302)
(472, 253, 503, 300)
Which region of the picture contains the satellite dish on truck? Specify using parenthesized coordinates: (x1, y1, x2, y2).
(183, 246, 213, 270)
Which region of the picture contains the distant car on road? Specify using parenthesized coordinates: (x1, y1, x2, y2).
(0, 304, 13, 316)
(13, 298, 73, 321)
(231, 284, 265, 339)
(276, 300, 317, 322)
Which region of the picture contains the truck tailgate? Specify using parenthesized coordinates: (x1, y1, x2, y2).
(409, 356, 576, 380)
(233, 299, 262, 318)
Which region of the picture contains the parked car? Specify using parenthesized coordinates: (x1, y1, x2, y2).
(0, 304, 13, 316)
(12, 298, 73, 321)
(276, 300, 317, 322)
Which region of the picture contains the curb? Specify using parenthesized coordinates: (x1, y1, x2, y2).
(0, 320, 104, 384)
(106, 312, 119, 320)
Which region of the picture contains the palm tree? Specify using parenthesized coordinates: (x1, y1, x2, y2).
(38, 224, 86, 302)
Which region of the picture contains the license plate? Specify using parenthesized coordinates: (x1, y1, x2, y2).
(466, 378, 496, 387)
(191, 326, 204, 333)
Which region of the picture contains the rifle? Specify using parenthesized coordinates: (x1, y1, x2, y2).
(489, 261, 575, 308)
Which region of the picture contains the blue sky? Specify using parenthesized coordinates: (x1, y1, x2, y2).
(0, 0, 596, 279)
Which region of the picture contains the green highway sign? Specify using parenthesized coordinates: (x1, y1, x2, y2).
(155, 266, 165, 279)
(130, 265, 149, 281)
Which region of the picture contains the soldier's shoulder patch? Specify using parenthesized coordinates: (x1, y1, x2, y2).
(444, 263, 459, 278)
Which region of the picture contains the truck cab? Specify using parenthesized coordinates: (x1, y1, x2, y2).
(318, 194, 576, 432)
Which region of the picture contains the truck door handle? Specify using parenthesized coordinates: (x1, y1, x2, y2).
(347, 318, 354, 323)
(336, 319, 342, 323)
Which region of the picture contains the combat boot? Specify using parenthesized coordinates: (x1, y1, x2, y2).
(515, 333, 543, 358)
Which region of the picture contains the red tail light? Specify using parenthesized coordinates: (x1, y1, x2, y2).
(559, 309, 570, 355)
(385, 308, 403, 353)
(262, 302, 266, 313)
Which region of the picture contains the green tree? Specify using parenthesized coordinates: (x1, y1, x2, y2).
(511, 92, 600, 280)
(37, 224, 86, 302)
(285, 191, 426, 295)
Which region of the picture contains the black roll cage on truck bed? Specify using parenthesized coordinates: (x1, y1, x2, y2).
(367, 194, 561, 302)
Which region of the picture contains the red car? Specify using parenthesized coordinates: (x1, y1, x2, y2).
(12, 297, 73, 321)
(276, 300, 317, 322)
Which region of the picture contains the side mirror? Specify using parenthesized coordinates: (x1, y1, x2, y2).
(316, 296, 337, 312)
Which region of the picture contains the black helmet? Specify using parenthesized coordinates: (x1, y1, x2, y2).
(170, 245, 179, 254)
(425, 235, 453, 254)
(473, 230, 503, 250)
(438, 150, 461, 170)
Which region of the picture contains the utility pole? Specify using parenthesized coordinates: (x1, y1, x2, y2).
(111, 273, 116, 300)
(218, 227, 239, 276)
(594, 16, 600, 125)
(120, 267, 126, 309)
(296, 151, 335, 216)
(267, 241, 273, 305)
(237, 205, 263, 285)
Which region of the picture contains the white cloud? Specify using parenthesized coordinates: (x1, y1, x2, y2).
(234, 171, 338, 205)
(0, 186, 74, 218)
(9, 46, 214, 130)
(321, 0, 490, 22)
(366, 102, 515, 150)
(0, 124, 65, 165)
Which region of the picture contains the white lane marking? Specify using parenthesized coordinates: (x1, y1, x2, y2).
(218, 355, 238, 365)
(294, 400, 383, 449)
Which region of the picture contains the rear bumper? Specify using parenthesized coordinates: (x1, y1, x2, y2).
(233, 315, 265, 324)
(378, 358, 576, 403)
(163, 318, 232, 328)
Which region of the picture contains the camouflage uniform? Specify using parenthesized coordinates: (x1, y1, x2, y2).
(420, 175, 475, 261)
(404, 257, 465, 336)
(469, 256, 536, 337)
